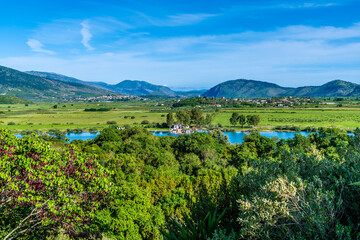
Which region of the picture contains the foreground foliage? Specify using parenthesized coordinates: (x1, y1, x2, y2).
(1, 126, 360, 239)
(0, 130, 110, 239)
(161, 209, 226, 240)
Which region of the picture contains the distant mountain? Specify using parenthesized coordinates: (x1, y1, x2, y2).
(111, 80, 176, 96)
(0, 66, 113, 100)
(203, 79, 290, 98)
(203, 79, 360, 98)
(27, 71, 204, 97)
(175, 89, 208, 97)
(26, 71, 360, 99)
(287, 80, 360, 97)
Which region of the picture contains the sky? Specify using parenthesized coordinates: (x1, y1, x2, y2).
(0, 0, 359, 90)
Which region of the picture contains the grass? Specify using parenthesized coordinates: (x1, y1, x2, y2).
(1, 101, 360, 133)
(214, 108, 360, 129)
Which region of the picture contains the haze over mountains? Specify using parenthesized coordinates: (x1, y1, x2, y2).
(1, 65, 360, 100)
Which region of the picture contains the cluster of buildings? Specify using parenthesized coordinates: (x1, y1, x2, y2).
(68, 94, 148, 102)
(224, 97, 316, 108)
(171, 123, 196, 135)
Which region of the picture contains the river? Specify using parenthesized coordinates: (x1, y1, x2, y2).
(14, 131, 315, 144)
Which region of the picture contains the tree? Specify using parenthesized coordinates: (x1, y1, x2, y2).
(247, 115, 260, 127)
(183, 112, 191, 126)
(166, 112, 174, 127)
(176, 110, 191, 126)
(0, 130, 110, 239)
(191, 108, 203, 126)
(238, 114, 246, 128)
(202, 113, 214, 126)
(96, 182, 164, 239)
(252, 115, 260, 126)
(230, 113, 239, 126)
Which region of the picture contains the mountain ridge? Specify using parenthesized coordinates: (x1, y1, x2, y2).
(19, 69, 360, 98)
(0, 66, 114, 100)
(26, 71, 204, 97)
(203, 79, 360, 98)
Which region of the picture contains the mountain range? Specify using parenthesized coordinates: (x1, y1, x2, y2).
(26, 71, 205, 97)
(203, 79, 360, 98)
(1, 65, 360, 100)
(0, 66, 112, 100)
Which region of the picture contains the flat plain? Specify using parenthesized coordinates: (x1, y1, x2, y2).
(1, 100, 359, 132)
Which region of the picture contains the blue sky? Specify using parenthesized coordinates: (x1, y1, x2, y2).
(0, 0, 359, 90)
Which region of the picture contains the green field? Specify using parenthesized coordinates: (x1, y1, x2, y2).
(216, 108, 360, 129)
(1, 101, 360, 132)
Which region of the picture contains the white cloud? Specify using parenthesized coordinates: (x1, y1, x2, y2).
(164, 13, 219, 26)
(134, 12, 219, 27)
(81, 20, 94, 50)
(26, 39, 55, 55)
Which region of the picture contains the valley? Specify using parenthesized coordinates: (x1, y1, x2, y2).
(1, 99, 360, 134)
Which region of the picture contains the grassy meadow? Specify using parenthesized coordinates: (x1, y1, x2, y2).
(0, 100, 360, 133)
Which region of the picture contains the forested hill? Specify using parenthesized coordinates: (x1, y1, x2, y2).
(203, 79, 360, 98)
(112, 80, 176, 96)
(203, 79, 290, 98)
(0, 66, 113, 100)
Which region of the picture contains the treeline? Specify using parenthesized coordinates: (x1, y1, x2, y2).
(84, 107, 112, 112)
(172, 97, 229, 107)
(1, 127, 360, 239)
(230, 112, 260, 127)
(166, 108, 214, 127)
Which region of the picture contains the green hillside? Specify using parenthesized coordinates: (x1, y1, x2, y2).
(0, 95, 32, 104)
(203, 79, 290, 98)
(204, 79, 360, 98)
(0, 66, 113, 100)
(26, 71, 176, 96)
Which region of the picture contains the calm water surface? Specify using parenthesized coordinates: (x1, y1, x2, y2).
(15, 131, 351, 144)
(14, 132, 100, 142)
(152, 131, 311, 144)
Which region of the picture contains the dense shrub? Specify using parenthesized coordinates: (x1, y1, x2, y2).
(3, 126, 360, 239)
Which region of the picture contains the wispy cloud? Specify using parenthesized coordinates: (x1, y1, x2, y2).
(12, 18, 360, 89)
(26, 39, 55, 55)
(226, 2, 339, 13)
(81, 20, 94, 50)
(134, 12, 219, 27)
(280, 2, 337, 9)
(164, 13, 219, 26)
